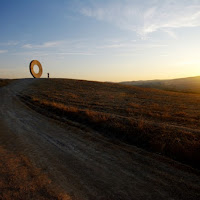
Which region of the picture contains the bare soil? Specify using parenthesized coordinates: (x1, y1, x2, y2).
(0, 79, 200, 200)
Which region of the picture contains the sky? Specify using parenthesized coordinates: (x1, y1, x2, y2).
(0, 0, 200, 81)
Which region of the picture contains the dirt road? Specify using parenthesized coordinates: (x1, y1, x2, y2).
(0, 79, 200, 200)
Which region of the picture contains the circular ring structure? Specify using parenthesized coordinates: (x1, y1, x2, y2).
(30, 60, 43, 78)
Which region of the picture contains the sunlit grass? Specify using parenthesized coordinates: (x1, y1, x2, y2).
(0, 146, 70, 200)
(20, 78, 200, 169)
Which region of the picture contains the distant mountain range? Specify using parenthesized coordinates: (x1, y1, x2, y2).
(121, 76, 200, 93)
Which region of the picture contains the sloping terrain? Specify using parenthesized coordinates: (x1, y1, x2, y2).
(121, 76, 200, 93)
(0, 79, 15, 88)
(0, 79, 200, 200)
(20, 78, 200, 169)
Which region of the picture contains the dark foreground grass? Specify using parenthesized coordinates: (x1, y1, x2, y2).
(20, 78, 200, 169)
(0, 79, 14, 88)
(0, 146, 69, 200)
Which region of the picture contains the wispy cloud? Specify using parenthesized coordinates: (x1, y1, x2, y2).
(12, 51, 49, 57)
(56, 52, 95, 55)
(97, 44, 127, 49)
(96, 40, 167, 50)
(22, 39, 89, 50)
(0, 50, 8, 54)
(80, 0, 200, 38)
(0, 41, 19, 46)
(163, 30, 177, 39)
(22, 41, 63, 49)
(13, 50, 94, 57)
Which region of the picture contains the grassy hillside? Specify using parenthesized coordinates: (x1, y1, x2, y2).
(0, 79, 15, 88)
(20, 78, 200, 169)
(121, 76, 200, 93)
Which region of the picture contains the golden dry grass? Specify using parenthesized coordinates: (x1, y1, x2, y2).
(0, 146, 70, 200)
(20, 78, 200, 169)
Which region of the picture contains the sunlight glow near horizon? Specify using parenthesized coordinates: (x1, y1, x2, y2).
(0, 0, 200, 81)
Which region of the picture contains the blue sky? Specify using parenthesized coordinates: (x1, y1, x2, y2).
(0, 0, 200, 81)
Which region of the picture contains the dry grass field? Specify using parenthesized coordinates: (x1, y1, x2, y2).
(0, 146, 68, 200)
(0, 79, 15, 88)
(19, 78, 200, 169)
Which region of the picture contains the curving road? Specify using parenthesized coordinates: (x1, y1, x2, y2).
(0, 79, 200, 200)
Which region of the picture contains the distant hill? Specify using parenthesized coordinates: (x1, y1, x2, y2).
(121, 76, 200, 93)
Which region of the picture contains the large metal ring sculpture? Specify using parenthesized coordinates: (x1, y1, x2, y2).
(30, 60, 43, 78)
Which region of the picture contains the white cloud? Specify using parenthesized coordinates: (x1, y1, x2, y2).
(0, 50, 8, 53)
(97, 44, 127, 49)
(0, 41, 19, 46)
(163, 30, 177, 39)
(22, 41, 63, 49)
(12, 51, 49, 57)
(96, 40, 167, 49)
(22, 44, 32, 49)
(80, 0, 200, 38)
(56, 52, 95, 55)
(13, 50, 94, 57)
(22, 40, 89, 50)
